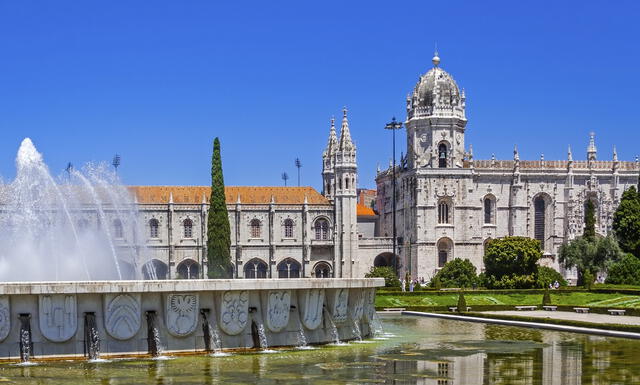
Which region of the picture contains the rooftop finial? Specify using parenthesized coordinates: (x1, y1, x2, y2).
(568, 145, 573, 161)
(342, 106, 348, 118)
(613, 145, 618, 161)
(432, 44, 440, 67)
(513, 144, 519, 161)
(588, 131, 597, 161)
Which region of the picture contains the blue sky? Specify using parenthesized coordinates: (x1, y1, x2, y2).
(0, 1, 638, 190)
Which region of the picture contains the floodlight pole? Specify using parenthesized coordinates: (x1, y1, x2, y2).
(385, 117, 403, 276)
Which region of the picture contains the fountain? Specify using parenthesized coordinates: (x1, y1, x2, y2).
(0, 138, 148, 281)
(0, 138, 384, 361)
(84, 313, 101, 361)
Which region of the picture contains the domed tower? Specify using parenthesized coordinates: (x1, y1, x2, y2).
(406, 51, 467, 169)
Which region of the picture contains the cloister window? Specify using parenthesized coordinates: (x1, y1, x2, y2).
(277, 258, 301, 278)
(438, 143, 448, 168)
(245, 259, 268, 278)
(534, 196, 546, 243)
(283, 219, 294, 238)
(250, 219, 261, 238)
(113, 219, 124, 239)
(438, 201, 450, 224)
(149, 218, 159, 238)
(183, 218, 193, 238)
(314, 219, 330, 240)
(484, 197, 495, 224)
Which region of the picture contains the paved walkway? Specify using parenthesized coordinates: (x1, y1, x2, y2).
(482, 310, 640, 326)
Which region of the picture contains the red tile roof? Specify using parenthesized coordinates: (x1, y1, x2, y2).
(357, 203, 376, 216)
(128, 186, 330, 205)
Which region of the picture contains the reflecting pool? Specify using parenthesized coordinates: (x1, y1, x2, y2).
(1, 315, 639, 384)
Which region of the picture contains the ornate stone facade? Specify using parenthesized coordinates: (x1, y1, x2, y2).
(375, 52, 640, 283)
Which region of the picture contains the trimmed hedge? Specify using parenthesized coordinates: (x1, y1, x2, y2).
(376, 288, 585, 296)
(376, 304, 640, 317)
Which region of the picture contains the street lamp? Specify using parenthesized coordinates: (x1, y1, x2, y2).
(385, 116, 403, 276)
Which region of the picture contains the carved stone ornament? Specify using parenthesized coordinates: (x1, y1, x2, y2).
(299, 289, 325, 330)
(348, 289, 364, 321)
(331, 288, 349, 324)
(363, 289, 376, 324)
(266, 290, 291, 333)
(165, 293, 199, 337)
(38, 294, 77, 342)
(104, 294, 141, 340)
(219, 290, 249, 336)
(0, 296, 9, 342)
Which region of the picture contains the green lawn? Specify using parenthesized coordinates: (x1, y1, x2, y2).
(376, 292, 640, 309)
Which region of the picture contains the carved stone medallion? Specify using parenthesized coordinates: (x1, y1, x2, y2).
(39, 294, 77, 342)
(0, 296, 10, 342)
(299, 289, 324, 330)
(331, 288, 349, 324)
(348, 289, 364, 321)
(219, 291, 249, 336)
(104, 294, 141, 340)
(266, 290, 290, 333)
(165, 293, 199, 337)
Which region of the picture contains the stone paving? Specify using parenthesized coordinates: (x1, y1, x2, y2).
(482, 310, 640, 326)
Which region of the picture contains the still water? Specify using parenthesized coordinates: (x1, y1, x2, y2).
(1, 315, 639, 384)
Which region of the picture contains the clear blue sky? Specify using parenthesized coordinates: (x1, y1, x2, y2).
(0, 1, 638, 190)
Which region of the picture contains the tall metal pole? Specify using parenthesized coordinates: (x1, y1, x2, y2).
(385, 117, 403, 276)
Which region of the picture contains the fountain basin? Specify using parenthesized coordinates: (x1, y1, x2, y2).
(0, 278, 383, 361)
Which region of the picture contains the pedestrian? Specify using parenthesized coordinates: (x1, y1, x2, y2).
(409, 280, 414, 292)
(401, 279, 406, 292)
(554, 280, 560, 289)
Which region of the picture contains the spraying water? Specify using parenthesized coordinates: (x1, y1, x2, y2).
(0, 138, 150, 281)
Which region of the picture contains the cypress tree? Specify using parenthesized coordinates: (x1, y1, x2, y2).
(207, 138, 232, 278)
(584, 200, 596, 240)
(457, 291, 467, 313)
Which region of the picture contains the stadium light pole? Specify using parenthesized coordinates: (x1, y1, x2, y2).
(385, 116, 403, 276)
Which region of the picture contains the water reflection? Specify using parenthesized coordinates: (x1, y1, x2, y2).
(0, 316, 639, 384)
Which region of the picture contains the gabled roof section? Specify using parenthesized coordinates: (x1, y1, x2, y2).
(357, 203, 376, 217)
(129, 186, 330, 205)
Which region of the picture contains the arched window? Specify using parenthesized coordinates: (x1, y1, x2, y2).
(183, 218, 193, 238)
(345, 176, 349, 189)
(484, 197, 495, 224)
(250, 219, 261, 238)
(437, 238, 453, 268)
(534, 196, 546, 244)
(142, 259, 168, 280)
(438, 143, 448, 168)
(314, 219, 330, 240)
(277, 258, 301, 278)
(149, 218, 159, 238)
(113, 219, 124, 239)
(438, 201, 450, 224)
(176, 259, 199, 279)
(313, 262, 332, 278)
(283, 219, 294, 238)
(244, 259, 268, 278)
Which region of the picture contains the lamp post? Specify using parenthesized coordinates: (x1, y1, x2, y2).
(385, 117, 403, 276)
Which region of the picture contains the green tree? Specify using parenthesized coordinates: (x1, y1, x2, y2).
(613, 186, 640, 256)
(484, 236, 542, 279)
(430, 258, 478, 288)
(207, 138, 233, 278)
(365, 266, 401, 288)
(536, 266, 566, 288)
(606, 254, 640, 285)
(584, 200, 596, 240)
(558, 234, 623, 285)
(457, 292, 467, 313)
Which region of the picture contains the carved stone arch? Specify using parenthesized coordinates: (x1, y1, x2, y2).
(437, 140, 451, 168)
(532, 192, 554, 252)
(244, 258, 268, 278)
(312, 261, 332, 278)
(436, 237, 453, 268)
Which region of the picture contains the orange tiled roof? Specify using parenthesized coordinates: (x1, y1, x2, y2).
(357, 203, 376, 216)
(128, 186, 330, 205)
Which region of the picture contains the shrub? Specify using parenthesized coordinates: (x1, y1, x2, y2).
(457, 292, 467, 313)
(536, 266, 567, 288)
(431, 276, 442, 290)
(484, 273, 537, 289)
(430, 258, 478, 288)
(583, 270, 594, 290)
(542, 289, 552, 306)
(484, 237, 542, 279)
(365, 266, 400, 288)
(606, 254, 640, 285)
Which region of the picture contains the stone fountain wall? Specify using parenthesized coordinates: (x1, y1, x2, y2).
(0, 278, 383, 360)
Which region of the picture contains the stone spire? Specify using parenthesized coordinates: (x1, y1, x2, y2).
(324, 116, 338, 156)
(513, 144, 519, 162)
(587, 132, 597, 161)
(613, 145, 618, 162)
(567, 145, 574, 170)
(613, 146, 619, 172)
(338, 107, 355, 152)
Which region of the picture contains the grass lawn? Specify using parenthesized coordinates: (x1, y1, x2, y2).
(376, 291, 640, 309)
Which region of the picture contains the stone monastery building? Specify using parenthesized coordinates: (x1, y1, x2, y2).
(131, 52, 638, 282)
